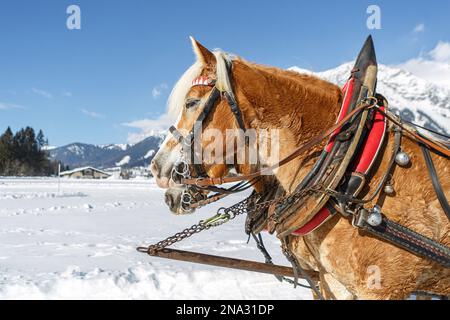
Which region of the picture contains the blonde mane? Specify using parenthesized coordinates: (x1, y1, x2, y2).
(213, 51, 233, 93)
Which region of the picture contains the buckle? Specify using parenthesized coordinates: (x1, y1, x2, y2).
(352, 208, 369, 228)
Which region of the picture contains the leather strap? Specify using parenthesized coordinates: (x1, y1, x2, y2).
(421, 145, 450, 219)
(184, 104, 450, 188)
(195, 87, 221, 124)
(224, 91, 247, 132)
(362, 216, 450, 268)
(377, 108, 450, 157)
(169, 125, 187, 144)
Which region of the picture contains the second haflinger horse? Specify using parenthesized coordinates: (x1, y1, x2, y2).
(150, 36, 450, 299)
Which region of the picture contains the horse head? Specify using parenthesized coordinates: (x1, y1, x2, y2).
(151, 37, 342, 214)
(151, 38, 260, 214)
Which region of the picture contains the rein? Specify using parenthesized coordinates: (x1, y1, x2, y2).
(182, 98, 378, 187)
(179, 102, 449, 189)
(376, 108, 450, 157)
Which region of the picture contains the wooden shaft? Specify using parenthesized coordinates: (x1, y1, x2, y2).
(147, 248, 318, 281)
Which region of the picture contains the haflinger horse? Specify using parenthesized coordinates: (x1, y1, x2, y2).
(150, 36, 450, 300)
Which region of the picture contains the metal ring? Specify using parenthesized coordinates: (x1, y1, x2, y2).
(216, 207, 227, 215)
(181, 190, 193, 205)
(174, 160, 190, 177)
(171, 168, 187, 185)
(181, 203, 193, 212)
(364, 96, 378, 108)
(170, 168, 178, 182)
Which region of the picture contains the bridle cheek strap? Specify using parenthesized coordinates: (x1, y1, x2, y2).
(169, 126, 186, 145)
(168, 62, 250, 180)
(223, 91, 247, 133)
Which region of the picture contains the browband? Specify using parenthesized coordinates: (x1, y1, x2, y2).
(191, 76, 215, 87)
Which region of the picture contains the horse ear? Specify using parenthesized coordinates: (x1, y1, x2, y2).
(190, 36, 216, 66)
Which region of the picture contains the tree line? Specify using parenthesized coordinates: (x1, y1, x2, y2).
(0, 126, 67, 176)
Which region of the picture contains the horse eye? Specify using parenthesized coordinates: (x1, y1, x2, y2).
(185, 99, 200, 109)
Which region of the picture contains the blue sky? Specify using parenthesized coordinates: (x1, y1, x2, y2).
(0, 0, 449, 146)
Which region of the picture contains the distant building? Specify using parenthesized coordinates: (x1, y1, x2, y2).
(120, 168, 131, 180)
(60, 166, 111, 179)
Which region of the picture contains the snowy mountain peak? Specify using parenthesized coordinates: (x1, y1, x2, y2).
(67, 144, 86, 156)
(289, 62, 450, 133)
(49, 135, 165, 169)
(98, 143, 131, 151)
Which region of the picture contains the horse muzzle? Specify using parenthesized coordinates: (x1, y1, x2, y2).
(164, 187, 205, 215)
(150, 160, 170, 188)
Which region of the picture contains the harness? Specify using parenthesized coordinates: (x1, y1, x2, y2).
(140, 37, 450, 298)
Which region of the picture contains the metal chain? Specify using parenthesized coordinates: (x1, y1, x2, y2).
(137, 194, 257, 255)
(137, 186, 317, 255)
(137, 223, 209, 255)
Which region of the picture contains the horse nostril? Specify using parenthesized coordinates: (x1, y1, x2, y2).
(165, 193, 174, 209)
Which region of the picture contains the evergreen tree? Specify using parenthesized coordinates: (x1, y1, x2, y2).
(0, 126, 53, 176)
(37, 129, 46, 150)
(0, 127, 14, 175)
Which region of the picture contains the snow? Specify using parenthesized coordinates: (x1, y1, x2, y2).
(115, 156, 131, 167)
(143, 150, 155, 160)
(67, 145, 85, 156)
(42, 146, 57, 151)
(99, 144, 130, 151)
(0, 178, 311, 300)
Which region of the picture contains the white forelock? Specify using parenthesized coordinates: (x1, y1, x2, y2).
(166, 50, 234, 119)
(167, 61, 203, 119)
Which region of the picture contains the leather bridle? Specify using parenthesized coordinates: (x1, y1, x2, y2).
(168, 59, 253, 211)
(169, 60, 247, 177)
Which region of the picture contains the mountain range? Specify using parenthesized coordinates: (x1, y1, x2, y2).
(49, 62, 449, 170)
(48, 134, 164, 169)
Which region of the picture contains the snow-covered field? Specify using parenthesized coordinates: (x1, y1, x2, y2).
(0, 178, 311, 300)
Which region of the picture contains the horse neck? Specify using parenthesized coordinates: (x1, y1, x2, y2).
(232, 60, 343, 192)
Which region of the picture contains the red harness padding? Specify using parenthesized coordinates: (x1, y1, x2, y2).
(292, 83, 387, 237)
(291, 206, 332, 236)
(291, 80, 354, 236)
(325, 78, 355, 153)
(353, 105, 387, 174)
